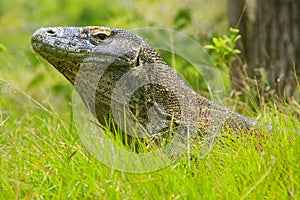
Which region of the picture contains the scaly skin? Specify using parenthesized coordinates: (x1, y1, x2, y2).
(31, 26, 261, 145)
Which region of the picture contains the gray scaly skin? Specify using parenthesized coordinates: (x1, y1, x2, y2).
(31, 26, 262, 147)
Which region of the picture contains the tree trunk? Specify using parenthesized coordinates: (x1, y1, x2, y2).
(228, 0, 300, 100)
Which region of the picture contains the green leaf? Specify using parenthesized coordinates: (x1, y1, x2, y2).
(204, 45, 216, 50)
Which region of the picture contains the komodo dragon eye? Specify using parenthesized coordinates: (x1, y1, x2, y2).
(94, 33, 109, 41)
(88, 27, 112, 43)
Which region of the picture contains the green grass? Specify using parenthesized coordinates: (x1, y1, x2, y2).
(0, 75, 299, 199)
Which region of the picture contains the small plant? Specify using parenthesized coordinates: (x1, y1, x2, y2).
(205, 28, 241, 68)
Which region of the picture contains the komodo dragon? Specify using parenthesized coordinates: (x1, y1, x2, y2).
(31, 26, 269, 152)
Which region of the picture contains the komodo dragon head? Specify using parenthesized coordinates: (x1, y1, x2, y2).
(31, 26, 165, 84)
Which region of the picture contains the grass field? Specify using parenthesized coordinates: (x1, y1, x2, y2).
(1, 82, 299, 199)
(1, 0, 299, 199)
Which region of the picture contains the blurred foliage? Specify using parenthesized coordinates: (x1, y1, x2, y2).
(0, 43, 8, 55)
(174, 8, 192, 30)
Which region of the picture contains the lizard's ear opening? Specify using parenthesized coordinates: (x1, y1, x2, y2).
(136, 55, 140, 66)
(134, 46, 142, 67)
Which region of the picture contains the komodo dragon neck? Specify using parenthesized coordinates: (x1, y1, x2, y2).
(31, 26, 263, 142)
